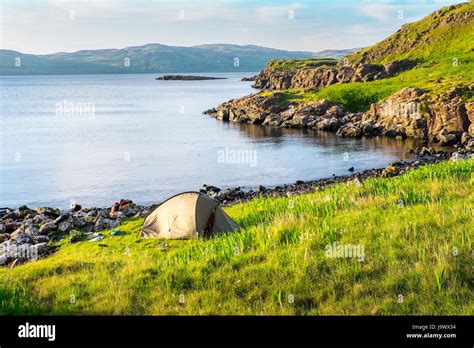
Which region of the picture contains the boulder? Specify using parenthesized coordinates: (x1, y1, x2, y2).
(262, 113, 283, 126)
(58, 217, 73, 233)
(365, 87, 429, 139)
(73, 216, 88, 228)
(32, 235, 50, 244)
(315, 117, 340, 132)
(337, 123, 363, 138)
(353, 63, 386, 82)
(24, 226, 39, 237)
(16, 205, 33, 218)
(53, 213, 70, 225)
(429, 88, 470, 141)
(461, 132, 471, 144)
(437, 129, 459, 146)
(95, 217, 120, 232)
(0, 233, 9, 243)
(39, 222, 57, 235)
(466, 102, 474, 123)
(10, 227, 31, 244)
(2, 220, 19, 234)
(35, 207, 60, 219)
(70, 203, 82, 212)
(383, 59, 417, 75)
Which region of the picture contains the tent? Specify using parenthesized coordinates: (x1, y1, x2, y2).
(139, 192, 240, 239)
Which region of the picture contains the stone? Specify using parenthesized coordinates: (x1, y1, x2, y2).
(337, 123, 363, 138)
(383, 59, 417, 75)
(429, 88, 470, 140)
(364, 87, 428, 140)
(0, 233, 9, 243)
(32, 235, 50, 244)
(54, 213, 70, 225)
(437, 129, 459, 146)
(10, 227, 31, 244)
(24, 226, 39, 237)
(95, 217, 120, 232)
(58, 218, 73, 233)
(315, 117, 340, 132)
(70, 203, 82, 212)
(461, 132, 470, 144)
(39, 222, 57, 235)
(16, 205, 32, 218)
(73, 216, 88, 228)
(35, 207, 61, 219)
(262, 113, 283, 126)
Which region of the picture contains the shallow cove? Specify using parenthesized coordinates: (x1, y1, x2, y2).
(0, 73, 420, 208)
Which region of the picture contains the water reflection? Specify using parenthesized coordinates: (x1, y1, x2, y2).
(222, 121, 422, 160)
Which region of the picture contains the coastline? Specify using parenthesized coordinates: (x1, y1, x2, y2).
(1, 148, 471, 267)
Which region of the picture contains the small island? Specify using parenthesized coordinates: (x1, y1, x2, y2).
(156, 75, 227, 81)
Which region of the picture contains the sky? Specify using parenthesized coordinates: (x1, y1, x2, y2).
(0, 0, 466, 54)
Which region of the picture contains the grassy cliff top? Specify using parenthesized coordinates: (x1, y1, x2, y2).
(1, 159, 473, 315)
(347, 2, 474, 65)
(265, 58, 337, 70)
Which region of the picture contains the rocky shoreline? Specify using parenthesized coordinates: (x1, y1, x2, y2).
(1, 148, 471, 268)
(204, 86, 474, 147)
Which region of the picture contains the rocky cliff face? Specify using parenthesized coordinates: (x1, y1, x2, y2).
(364, 86, 473, 144)
(252, 59, 417, 90)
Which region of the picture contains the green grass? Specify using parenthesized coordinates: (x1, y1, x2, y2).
(268, 58, 337, 70)
(347, 2, 474, 65)
(262, 57, 473, 112)
(1, 159, 473, 315)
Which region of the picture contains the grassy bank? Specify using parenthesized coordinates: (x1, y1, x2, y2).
(1, 159, 473, 315)
(272, 58, 473, 112)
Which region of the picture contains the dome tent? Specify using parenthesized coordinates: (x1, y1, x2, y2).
(140, 192, 240, 239)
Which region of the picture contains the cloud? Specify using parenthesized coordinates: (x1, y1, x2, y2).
(0, 0, 467, 54)
(357, 2, 399, 22)
(255, 2, 304, 23)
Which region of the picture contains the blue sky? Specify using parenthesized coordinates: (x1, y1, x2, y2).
(0, 0, 465, 54)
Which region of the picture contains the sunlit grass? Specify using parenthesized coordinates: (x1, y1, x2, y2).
(0, 159, 472, 315)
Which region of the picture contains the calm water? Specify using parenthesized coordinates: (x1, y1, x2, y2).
(0, 73, 418, 208)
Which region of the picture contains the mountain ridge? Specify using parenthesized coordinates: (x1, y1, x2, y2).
(0, 44, 359, 75)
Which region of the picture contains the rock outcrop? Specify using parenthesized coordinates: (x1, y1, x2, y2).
(252, 59, 417, 90)
(204, 85, 474, 146)
(365, 86, 473, 145)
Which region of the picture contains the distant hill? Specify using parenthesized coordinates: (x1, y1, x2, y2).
(0, 44, 359, 75)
